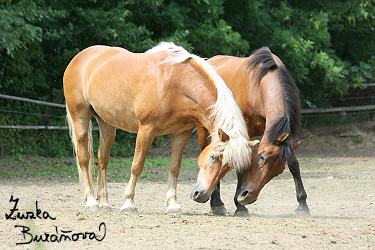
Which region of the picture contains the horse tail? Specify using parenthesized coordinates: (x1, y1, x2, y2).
(66, 106, 94, 186)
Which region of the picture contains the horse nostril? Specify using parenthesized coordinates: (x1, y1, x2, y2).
(241, 190, 249, 197)
(193, 191, 200, 199)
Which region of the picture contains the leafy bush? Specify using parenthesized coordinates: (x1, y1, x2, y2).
(1, 0, 374, 155)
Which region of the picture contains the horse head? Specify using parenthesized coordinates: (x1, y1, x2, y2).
(191, 129, 259, 203)
(235, 132, 302, 205)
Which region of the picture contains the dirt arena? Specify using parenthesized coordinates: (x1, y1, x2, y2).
(1, 122, 375, 249)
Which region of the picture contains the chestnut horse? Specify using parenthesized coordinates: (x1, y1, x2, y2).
(63, 42, 257, 215)
(192, 47, 310, 216)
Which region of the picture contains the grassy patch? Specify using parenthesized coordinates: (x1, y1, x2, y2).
(0, 155, 198, 182)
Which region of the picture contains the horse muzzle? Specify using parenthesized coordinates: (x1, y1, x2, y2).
(190, 180, 211, 203)
(236, 188, 257, 205)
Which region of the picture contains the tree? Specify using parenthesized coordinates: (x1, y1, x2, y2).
(222, 0, 375, 107)
(1, 0, 375, 155)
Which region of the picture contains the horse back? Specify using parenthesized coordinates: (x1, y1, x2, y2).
(64, 46, 204, 134)
(64, 46, 154, 132)
(64, 46, 109, 107)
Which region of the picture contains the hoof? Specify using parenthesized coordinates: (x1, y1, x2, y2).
(85, 205, 100, 212)
(166, 204, 182, 216)
(120, 206, 138, 214)
(211, 205, 228, 216)
(234, 209, 250, 217)
(295, 209, 311, 218)
(85, 198, 99, 212)
(99, 204, 112, 212)
(120, 202, 138, 214)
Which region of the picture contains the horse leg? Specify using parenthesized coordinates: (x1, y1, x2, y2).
(69, 109, 98, 212)
(95, 116, 116, 211)
(164, 128, 193, 215)
(120, 125, 156, 214)
(288, 155, 311, 217)
(234, 170, 250, 217)
(210, 182, 228, 216)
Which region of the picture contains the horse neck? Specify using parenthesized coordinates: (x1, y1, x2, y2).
(259, 70, 286, 140)
(184, 57, 251, 170)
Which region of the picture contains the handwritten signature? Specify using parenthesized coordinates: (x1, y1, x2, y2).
(5, 195, 106, 245)
(14, 223, 106, 245)
(6, 195, 56, 220)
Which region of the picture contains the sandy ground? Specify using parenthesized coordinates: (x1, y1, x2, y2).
(1, 122, 375, 249)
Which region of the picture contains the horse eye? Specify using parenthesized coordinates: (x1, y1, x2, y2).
(259, 152, 266, 163)
(209, 153, 216, 163)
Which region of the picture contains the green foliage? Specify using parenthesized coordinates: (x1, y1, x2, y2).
(223, 0, 375, 107)
(354, 134, 364, 143)
(1, 0, 375, 155)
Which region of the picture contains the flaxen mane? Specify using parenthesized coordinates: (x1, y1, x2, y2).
(147, 42, 251, 170)
(248, 47, 301, 163)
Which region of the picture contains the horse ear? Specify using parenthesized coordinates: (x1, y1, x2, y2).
(248, 140, 260, 148)
(275, 132, 289, 145)
(293, 140, 303, 151)
(218, 128, 230, 142)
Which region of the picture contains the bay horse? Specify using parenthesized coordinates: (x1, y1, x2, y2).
(63, 42, 258, 214)
(192, 47, 310, 216)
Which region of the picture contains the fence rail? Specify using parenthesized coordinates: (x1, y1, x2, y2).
(301, 105, 375, 114)
(1, 94, 375, 129)
(0, 125, 69, 130)
(0, 94, 65, 108)
(0, 125, 100, 130)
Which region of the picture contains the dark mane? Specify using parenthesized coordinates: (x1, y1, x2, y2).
(248, 47, 301, 162)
